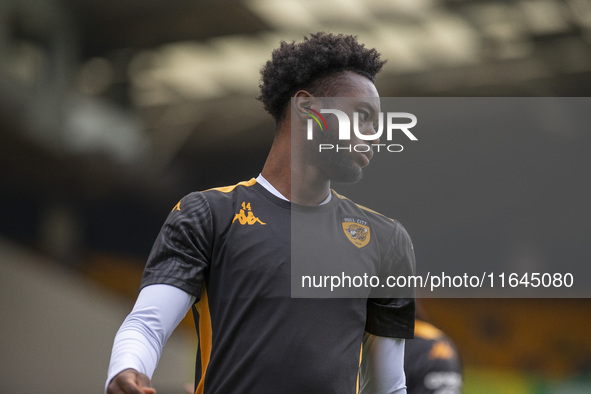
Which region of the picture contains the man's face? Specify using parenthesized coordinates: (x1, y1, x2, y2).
(311, 72, 381, 184)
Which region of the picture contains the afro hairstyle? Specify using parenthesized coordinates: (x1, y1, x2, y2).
(258, 32, 386, 125)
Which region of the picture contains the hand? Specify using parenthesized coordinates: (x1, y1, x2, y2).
(107, 369, 156, 394)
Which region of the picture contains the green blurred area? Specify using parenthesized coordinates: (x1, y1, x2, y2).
(464, 367, 591, 394)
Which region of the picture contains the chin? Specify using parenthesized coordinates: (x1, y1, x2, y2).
(311, 139, 364, 184)
(325, 161, 363, 184)
(333, 171, 363, 184)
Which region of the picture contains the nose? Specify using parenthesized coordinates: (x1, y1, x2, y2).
(361, 124, 380, 145)
(368, 129, 380, 145)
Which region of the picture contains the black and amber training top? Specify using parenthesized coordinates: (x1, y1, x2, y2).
(141, 178, 415, 394)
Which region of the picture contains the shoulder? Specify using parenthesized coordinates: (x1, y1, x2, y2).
(413, 320, 446, 341)
(175, 178, 269, 228)
(201, 178, 259, 195)
(407, 320, 460, 363)
(200, 178, 260, 205)
(332, 190, 394, 221)
(174, 178, 259, 211)
(405, 320, 462, 372)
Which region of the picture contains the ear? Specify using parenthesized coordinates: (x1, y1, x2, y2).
(292, 90, 315, 119)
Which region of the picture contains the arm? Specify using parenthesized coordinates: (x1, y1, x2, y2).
(360, 333, 407, 394)
(106, 284, 195, 394)
(360, 221, 416, 393)
(107, 193, 212, 393)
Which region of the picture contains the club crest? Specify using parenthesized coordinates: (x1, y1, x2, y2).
(341, 220, 370, 248)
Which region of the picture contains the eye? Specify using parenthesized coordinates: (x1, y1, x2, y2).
(358, 110, 370, 122)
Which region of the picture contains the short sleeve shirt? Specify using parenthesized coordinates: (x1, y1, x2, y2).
(141, 178, 415, 394)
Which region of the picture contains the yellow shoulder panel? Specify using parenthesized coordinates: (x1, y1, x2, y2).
(414, 319, 445, 340)
(204, 178, 257, 193)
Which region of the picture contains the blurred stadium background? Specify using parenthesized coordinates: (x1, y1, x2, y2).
(1, 0, 591, 392)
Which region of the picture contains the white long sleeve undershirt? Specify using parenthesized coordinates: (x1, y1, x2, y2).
(105, 284, 195, 393)
(360, 333, 407, 393)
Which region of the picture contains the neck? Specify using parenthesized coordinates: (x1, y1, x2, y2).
(261, 122, 331, 205)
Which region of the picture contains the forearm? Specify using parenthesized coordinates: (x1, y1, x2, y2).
(106, 284, 195, 392)
(360, 332, 407, 394)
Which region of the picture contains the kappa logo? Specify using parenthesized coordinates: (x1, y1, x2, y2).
(233, 202, 266, 225)
(341, 218, 370, 248)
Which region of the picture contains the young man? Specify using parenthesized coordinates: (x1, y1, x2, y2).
(106, 32, 415, 394)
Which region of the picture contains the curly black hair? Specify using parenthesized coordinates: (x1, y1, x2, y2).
(258, 32, 386, 125)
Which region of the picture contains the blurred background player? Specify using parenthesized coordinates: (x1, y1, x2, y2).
(404, 314, 462, 394)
